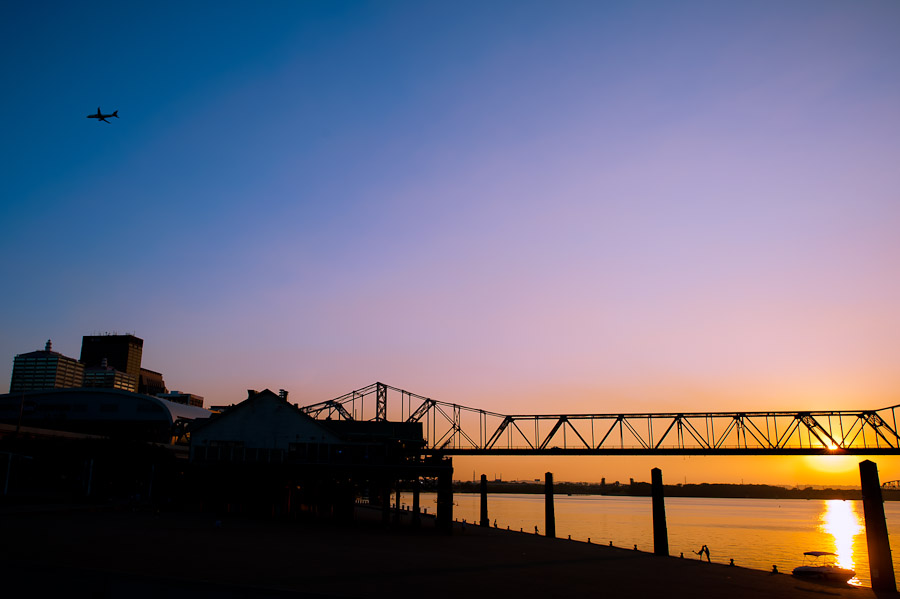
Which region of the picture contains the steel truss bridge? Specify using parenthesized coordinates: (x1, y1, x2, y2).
(301, 383, 900, 456)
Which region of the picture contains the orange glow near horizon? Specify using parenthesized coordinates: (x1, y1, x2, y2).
(450, 454, 900, 487)
(803, 455, 861, 478)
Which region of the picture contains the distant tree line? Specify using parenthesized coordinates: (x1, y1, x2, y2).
(453, 480, 900, 501)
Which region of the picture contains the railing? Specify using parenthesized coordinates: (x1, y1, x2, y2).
(301, 382, 900, 455)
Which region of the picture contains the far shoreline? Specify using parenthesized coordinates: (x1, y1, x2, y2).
(450, 480, 900, 501)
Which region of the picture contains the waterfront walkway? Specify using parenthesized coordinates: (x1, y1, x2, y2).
(0, 505, 890, 598)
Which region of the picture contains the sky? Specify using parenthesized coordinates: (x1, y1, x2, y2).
(2, 0, 899, 486)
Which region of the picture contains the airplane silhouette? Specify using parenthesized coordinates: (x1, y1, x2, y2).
(86, 107, 118, 123)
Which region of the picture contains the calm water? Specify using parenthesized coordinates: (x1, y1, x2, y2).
(402, 492, 900, 588)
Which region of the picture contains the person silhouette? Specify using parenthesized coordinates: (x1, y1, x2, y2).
(695, 545, 711, 562)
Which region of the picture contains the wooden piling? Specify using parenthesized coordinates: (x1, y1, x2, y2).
(859, 460, 896, 591)
(651, 467, 668, 556)
(480, 474, 489, 526)
(381, 482, 391, 526)
(545, 472, 556, 538)
(436, 466, 453, 533)
(412, 477, 421, 527)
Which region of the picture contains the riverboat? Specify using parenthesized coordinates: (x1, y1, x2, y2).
(792, 551, 855, 583)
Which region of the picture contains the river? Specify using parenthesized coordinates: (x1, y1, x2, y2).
(400, 492, 900, 588)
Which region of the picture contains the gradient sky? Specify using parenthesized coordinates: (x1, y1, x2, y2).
(3, 1, 899, 486)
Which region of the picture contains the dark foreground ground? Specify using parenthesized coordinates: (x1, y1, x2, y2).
(0, 505, 893, 599)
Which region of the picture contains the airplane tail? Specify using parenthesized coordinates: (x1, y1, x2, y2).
(112, 110, 118, 118)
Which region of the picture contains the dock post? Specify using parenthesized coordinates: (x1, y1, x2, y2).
(436, 462, 453, 533)
(859, 460, 896, 591)
(412, 477, 421, 527)
(381, 481, 391, 526)
(480, 474, 489, 526)
(651, 467, 669, 556)
(545, 472, 556, 538)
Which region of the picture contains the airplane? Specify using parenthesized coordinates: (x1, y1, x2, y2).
(86, 107, 118, 123)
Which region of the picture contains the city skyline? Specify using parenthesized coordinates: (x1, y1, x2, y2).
(3, 334, 895, 488)
(3, 1, 899, 486)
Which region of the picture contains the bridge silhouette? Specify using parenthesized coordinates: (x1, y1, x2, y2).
(301, 382, 900, 456)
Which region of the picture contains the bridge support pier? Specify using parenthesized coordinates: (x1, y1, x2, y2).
(480, 474, 489, 526)
(545, 472, 556, 538)
(860, 460, 896, 592)
(651, 467, 668, 556)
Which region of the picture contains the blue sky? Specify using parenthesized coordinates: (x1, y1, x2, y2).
(3, 1, 899, 483)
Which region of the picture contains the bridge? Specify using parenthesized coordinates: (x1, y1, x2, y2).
(301, 382, 900, 456)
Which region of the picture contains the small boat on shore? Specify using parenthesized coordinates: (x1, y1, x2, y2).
(792, 551, 855, 583)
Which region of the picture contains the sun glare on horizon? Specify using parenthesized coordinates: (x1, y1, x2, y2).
(803, 455, 860, 480)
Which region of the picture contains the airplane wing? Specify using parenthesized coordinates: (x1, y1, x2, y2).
(97, 107, 102, 116)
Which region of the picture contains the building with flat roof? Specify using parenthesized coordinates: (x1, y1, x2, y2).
(83, 361, 138, 392)
(80, 334, 143, 381)
(9, 340, 84, 393)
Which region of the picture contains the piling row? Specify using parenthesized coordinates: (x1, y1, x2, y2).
(461, 461, 896, 591)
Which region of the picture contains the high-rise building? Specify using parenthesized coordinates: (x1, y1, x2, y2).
(80, 334, 143, 381)
(8, 332, 190, 400)
(9, 340, 84, 393)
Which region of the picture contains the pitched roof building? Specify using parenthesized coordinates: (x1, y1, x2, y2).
(190, 389, 344, 463)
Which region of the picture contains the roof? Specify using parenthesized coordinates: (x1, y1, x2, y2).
(14, 349, 76, 361)
(0, 388, 211, 425)
(188, 389, 345, 448)
(189, 389, 314, 433)
(154, 395, 212, 422)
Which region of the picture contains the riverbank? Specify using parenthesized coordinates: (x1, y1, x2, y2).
(0, 505, 887, 598)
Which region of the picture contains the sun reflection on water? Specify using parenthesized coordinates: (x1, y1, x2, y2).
(820, 499, 864, 584)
